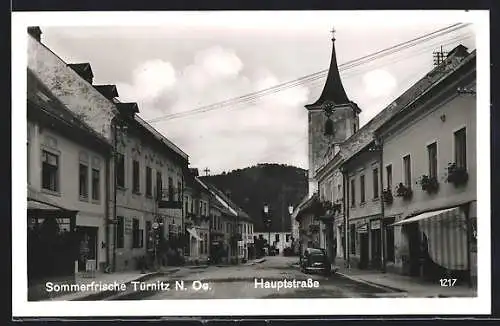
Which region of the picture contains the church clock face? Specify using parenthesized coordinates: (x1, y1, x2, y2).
(323, 101, 335, 116)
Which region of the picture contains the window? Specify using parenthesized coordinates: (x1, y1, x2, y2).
(350, 179, 356, 206)
(156, 171, 162, 200)
(454, 128, 467, 169)
(286, 234, 291, 242)
(79, 163, 89, 199)
(204, 233, 208, 254)
(116, 153, 125, 188)
(350, 224, 356, 254)
(145, 167, 152, 197)
(132, 218, 143, 248)
(116, 216, 124, 249)
(42, 150, 59, 192)
(168, 177, 174, 201)
(360, 175, 366, 203)
(275, 234, 280, 243)
(403, 155, 412, 187)
(177, 181, 182, 202)
(132, 160, 140, 194)
(91, 168, 100, 201)
(338, 184, 341, 197)
(184, 196, 189, 215)
(373, 168, 379, 199)
(386, 165, 392, 190)
(427, 142, 438, 178)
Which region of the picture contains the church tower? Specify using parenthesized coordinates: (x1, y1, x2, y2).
(305, 29, 361, 197)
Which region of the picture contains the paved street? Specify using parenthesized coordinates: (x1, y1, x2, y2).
(104, 256, 397, 300)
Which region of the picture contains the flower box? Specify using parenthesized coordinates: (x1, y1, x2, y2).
(395, 183, 413, 200)
(446, 163, 469, 186)
(418, 175, 439, 193)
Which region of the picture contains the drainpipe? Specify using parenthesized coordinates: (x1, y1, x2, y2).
(342, 166, 349, 268)
(379, 139, 386, 273)
(112, 120, 118, 272)
(465, 203, 472, 288)
(104, 148, 110, 271)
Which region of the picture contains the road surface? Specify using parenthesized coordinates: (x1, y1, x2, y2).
(105, 256, 396, 300)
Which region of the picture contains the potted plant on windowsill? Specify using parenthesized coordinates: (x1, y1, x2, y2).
(395, 182, 413, 200)
(382, 189, 393, 205)
(418, 175, 439, 193)
(446, 162, 469, 186)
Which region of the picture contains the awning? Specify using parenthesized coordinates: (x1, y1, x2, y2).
(390, 207, 458, 226)
(186, 227, 202, 241)
(357, 224, 368, 233)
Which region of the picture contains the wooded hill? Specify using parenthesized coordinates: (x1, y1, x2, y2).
(200, 163, 308, 233)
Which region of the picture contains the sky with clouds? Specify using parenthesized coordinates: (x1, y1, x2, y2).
(38, 12, 476, 175)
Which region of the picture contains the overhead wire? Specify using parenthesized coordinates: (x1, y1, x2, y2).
(145, 23, 471, 123)
(236, 32, 474, 164)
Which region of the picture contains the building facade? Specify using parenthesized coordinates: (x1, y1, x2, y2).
(27, 68, 113, 291)
(110, 102, 189, 271)
(27, 28, 119, 279)
(182, 169, 212, 265)
(375, 48, 476, 283)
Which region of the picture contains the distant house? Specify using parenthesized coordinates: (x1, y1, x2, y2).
(198, 180, 255, 263)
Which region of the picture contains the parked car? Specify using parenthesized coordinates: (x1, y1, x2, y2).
(300, 248, 331, 275)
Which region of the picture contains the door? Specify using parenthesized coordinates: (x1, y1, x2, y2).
(77, 226, 98, 272)
(371, 229, 381, 269)
(407, 223, 422, 276)
(359, 233, 369, 269)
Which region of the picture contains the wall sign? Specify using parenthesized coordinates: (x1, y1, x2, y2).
(125, 217, 133, 234)
(370, 220, 381, 230)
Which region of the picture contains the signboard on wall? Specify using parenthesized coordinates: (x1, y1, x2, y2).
(370, 220, 381, 230)
(125, 217, 133, 234)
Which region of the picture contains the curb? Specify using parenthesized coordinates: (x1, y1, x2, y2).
(73, 269, 180, 301)
(336, 272, 407, 294)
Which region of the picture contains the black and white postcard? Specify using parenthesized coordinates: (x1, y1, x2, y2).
(12, 10, 490, 317)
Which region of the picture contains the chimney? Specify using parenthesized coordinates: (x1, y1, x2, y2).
(28, 26, 42, 42)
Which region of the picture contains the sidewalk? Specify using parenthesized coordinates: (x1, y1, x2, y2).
(334, 260, 476, 298)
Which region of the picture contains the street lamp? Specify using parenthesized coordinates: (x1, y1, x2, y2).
(263, 203, 271, 254)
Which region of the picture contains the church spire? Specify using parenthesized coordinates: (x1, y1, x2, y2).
(305, 28, 356, 111)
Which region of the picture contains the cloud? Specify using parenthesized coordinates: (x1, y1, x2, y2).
(362, 69, 397, 98)
(122, 46, 311, 172)
(116, 59, 177, 102)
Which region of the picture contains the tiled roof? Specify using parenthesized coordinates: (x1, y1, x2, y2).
(27, 69, 110, 146)
(199, 180, 252, 221)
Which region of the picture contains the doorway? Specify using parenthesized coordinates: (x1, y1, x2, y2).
(76, 226, 98, 272)
(407, 223, 422, 277)
(359, 232, 369, 269)
(371, 228, 381, 269)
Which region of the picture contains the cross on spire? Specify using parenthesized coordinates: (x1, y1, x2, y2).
(330, 26, 336, 40)
(203, 167, 210, 176)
